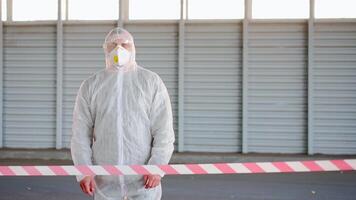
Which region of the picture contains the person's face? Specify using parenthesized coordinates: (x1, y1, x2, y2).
(105, 38, 133, 53)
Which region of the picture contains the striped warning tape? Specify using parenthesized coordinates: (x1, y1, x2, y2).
(0, 159, 355, 176)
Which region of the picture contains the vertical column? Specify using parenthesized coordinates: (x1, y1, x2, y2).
(65, 0, 68, 20)
(178, 0, 185, 152)
(56, 0, 63, 149)
(0, 0, 4, 147)
(307, 0, 315, 155)
(242, 0, 251, 153)
(6, 0, 11, 22)
(118, 0, 129, 28)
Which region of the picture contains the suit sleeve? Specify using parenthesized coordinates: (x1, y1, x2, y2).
(147, 74, 175, 176)
(70, 80, 94, 182)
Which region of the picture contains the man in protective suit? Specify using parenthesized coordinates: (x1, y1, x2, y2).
(70, 27, 175, 200)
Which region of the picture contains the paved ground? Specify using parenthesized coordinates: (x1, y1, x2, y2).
(0, 171, 355, 199)
(1, 149, 356, 164)
(0, 158, 355, 200)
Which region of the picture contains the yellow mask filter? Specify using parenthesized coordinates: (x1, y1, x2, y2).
(114, 55, 119, 64)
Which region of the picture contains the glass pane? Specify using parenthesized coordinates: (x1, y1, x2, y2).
(61, 0, 66, 20)
(68, 0, 118, 20)
(316, 0, 356, 18)
(130, 0, 180, 20)
(13, 0, 58, 21)
(253, 0, 309, 19)
(2, 0, 6, 21)
(188, 0, 244, 19)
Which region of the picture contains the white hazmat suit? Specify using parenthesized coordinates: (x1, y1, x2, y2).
(70, 27, 175, 200)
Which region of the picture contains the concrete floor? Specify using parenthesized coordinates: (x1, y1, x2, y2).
(0, 171, 355, 200)
(0, 157, 355, 200)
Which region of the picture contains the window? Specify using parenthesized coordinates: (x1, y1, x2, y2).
(61, 0, 66, 20)
(315, 0, 356, 18)
(253, 0, 309, 19)
(68, 0, 119, 20)
(130, 0, 180, 20)
(1, 0, 6, 21)
(188, 0, 244, 19)
(13, 0, 57, 21)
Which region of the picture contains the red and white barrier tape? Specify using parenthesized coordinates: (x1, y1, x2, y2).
(0, 159, 355, 176)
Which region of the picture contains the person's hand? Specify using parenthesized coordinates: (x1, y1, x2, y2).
(143, 174, 161, 189)
(79, 175, 96, 196)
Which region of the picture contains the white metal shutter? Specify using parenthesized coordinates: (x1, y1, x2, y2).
(247, 22, 308, 153)
(3, 24, 57, 148)
(125, 23, 179, 150)
(314, 22, 356, 154)
(62, 23, 115, 147)
(184, 22, 242, 152)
